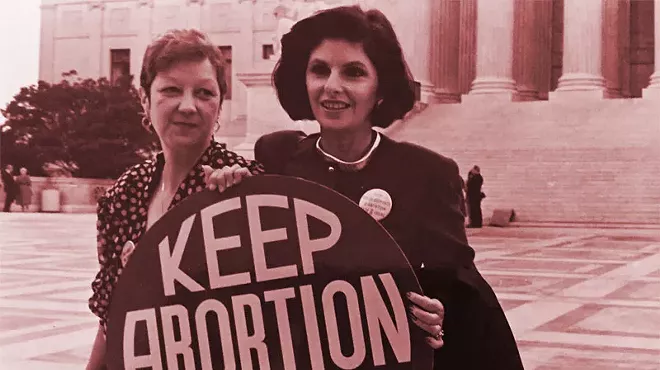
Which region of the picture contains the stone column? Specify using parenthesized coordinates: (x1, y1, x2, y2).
(39, 4, 57, 83)
(513, 0, 548, 101)
(232, 0, 257, 121)
(550, 0, 606, 99)
(465, 0, 516, 101)
(388, 0, 435, 103)
(430, 0, 461, 103)
(185, 0, 204, 29)
(643, 0, 660, 98)
(87, 2, 105, 78)
(133, 0, 154, 87)
(458, 0, 477, 95)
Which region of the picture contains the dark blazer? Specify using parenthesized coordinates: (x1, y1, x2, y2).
(255, 131, 524, 370)
(466, 173, 484, 199)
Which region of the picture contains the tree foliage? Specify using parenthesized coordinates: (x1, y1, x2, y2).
(1, 72, 159, 179)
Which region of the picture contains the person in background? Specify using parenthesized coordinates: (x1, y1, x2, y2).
(15, 167, 33, 212)
(466, 165, 485, 228)
(85, 28, 263, 370)
(459, 173, 467, 221)
(1, 164, 17, 212)
(210, 6, 523, 369)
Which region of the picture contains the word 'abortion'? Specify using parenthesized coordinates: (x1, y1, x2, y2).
(123, 195, 413, 369)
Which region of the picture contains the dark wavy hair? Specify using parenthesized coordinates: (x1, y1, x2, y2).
(140, 29, 227, 103)
(272, 6, 416, 128)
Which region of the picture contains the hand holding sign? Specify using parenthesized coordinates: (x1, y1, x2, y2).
(203, 165, 446, 350)
(106, 175, 434, 369)
(407, 292, 445, 349)
(201, 164, 252, 192)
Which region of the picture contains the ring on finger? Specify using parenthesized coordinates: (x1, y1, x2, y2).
(432, 328, 444, 340)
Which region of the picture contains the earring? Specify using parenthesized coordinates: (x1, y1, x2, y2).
(141, 116, 154, 133)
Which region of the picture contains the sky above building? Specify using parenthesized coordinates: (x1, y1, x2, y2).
(0, 0, 41, 124)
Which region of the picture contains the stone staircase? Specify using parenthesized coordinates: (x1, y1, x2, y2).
(385, 97, 660, 225)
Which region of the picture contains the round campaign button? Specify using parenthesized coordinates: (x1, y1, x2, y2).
(359, 188, 393, 221)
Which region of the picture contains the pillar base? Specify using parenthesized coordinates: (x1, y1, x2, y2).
(551, 73, 607, 100)
(468, 77, 516, 96)
(642, 73, 660, 99)
(419, 80, 436, 104)
(555, 72, 606, 91)
(464, 77, 516, 103)
(642, 86, 660, 99)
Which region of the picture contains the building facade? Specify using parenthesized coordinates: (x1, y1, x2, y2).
(39, 0, 660, 224)
(39, 0, 659, 104)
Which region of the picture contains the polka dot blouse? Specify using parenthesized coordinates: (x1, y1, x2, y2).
(88, 141, 264, 331)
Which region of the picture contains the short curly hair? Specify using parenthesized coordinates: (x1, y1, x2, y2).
(140, 29, 228, 103)
(273, 6, 416, 128)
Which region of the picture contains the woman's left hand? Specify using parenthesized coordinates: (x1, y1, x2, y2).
(407, 292, 445, 349)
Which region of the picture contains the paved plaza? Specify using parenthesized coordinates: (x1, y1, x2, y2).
(0, 212, 659, 369)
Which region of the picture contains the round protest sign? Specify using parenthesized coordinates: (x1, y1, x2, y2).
(106, 175, 433, 370)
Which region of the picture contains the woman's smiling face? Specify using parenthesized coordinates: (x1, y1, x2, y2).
(305, 38, 379, 132)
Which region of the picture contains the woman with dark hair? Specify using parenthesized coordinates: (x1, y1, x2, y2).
(85, 28, 263, 369)
(212, 5, 524, 369)
(271, 6, 416, 130)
